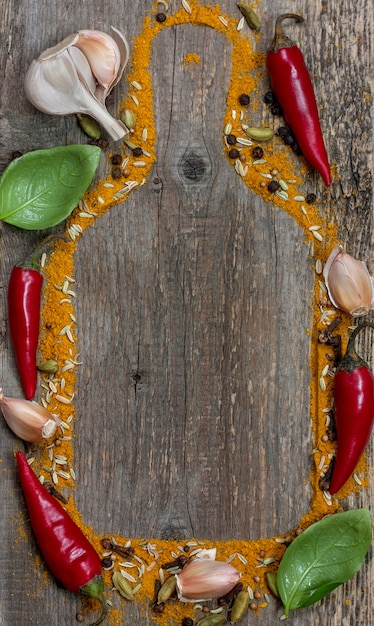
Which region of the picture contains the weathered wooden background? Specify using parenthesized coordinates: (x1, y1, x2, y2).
(0, 0, 373, 624)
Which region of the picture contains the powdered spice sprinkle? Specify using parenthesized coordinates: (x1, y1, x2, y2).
(23, 5, 360, 626)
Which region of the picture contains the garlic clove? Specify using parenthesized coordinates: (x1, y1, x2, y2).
(75, 29, 121, 90)
(175, 558, 241, 602)
(68, 46, 97, 94)
(323, 245, 374, 317)
(0, 389, 59, 443)
(75, 27, 129, 106)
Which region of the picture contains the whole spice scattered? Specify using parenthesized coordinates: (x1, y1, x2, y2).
(8, 259, 43, 399)
(176, 558, 241, 601)
(229, 589, 250, 623)
(237, 2, 260, 31)
(268, 180, 280, 193)
(24, 28, 129, 141)
(156, 12, 167, 23)
(244, 127, 274, 142)
(0, 390, 58, 442)
(157, 575, 177, 603)
(266, 14, 331, 186)
(323, 245, 374, 317)
(264, 91, 277, 105)
(16, 451, 107, 625)
(238, 93, 250, 106)
(77, 114, 102, 140)
(328, 322, 374, 494)
(251, 146, 264, 159)
(112, 571, 135, 601)
(101, 538, 134, 558)
(196, 614, 226, 626)
(228, 148, 240, 159)
(37, 359, 59, 375)
(226, 134, 237, 145)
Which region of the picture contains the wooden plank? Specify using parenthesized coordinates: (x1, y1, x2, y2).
(0, 0, 373, 625)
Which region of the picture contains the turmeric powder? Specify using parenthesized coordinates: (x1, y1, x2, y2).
(23, 3, 361, 625)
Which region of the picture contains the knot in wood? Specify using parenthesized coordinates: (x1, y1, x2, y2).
(178, 149, 209, 184)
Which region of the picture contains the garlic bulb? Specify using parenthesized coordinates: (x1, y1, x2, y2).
(0, 389, 59, 442)
(24, 27, 129, 142)
(323, 245, 374, 317)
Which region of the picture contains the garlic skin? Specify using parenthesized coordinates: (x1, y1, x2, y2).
(323, 245, 374, 317)
(175, 558, 242, 602)
(0, 389, 58, 442)
(24, 27, 129, 142)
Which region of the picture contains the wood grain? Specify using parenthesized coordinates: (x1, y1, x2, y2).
(0, 0, 373, 624)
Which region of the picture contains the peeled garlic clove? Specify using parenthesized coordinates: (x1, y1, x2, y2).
(0, 389, 59, 442)
(323, 244, 374, 317)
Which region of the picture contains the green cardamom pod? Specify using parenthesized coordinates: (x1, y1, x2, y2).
(77, 114, 102, 140)
(238, 2, 260, 31)
(120, 108, 137, 130)
(112, 571, 134, 601)
(157, 575, 177, 604)
(229, 589, 250, 623)
(124, 138, 139, 150)
(245, 127, 275, 141)
(37, 359, 59, 375)
(196, 614, 226, 625)
(265, 571, 280, 598)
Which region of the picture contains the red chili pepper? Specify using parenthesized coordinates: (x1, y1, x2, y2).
(7, 260, 43, 400)
(16, 451, 107, 625)
(266, 14, 331, 186)
(329, 322, 374, 495)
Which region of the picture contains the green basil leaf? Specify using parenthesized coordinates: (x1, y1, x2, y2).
(277, 509, 372, 616)
(0, 145, 101, 230)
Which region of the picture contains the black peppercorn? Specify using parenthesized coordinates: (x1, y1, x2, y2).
(270, 103, 283, 116)
(291, 142, 302, 155)
(264, 91, 277, 105)
(238, 93, 250, 106)
(252, 146, 264, 159)
(182, 619, 194, 626)
(226, 134, 237, 145)
(132, 146, 143, 157)
(111, 154, 122, 165)
(277, 126, 289, 138)
(155, 12, 166, 22)
(283, 133, 295, 146)
(268, 180, 280, 193)
(228, 148, 240, 159)
(306, 193, 317, 204)
(101, 557, 113, 569)
(111, 167, 122, 179)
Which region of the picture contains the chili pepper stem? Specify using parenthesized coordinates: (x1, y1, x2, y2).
(270, 14, 304, 51)
(338, 322, 374, 373)
(81, 575, 108, 626)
